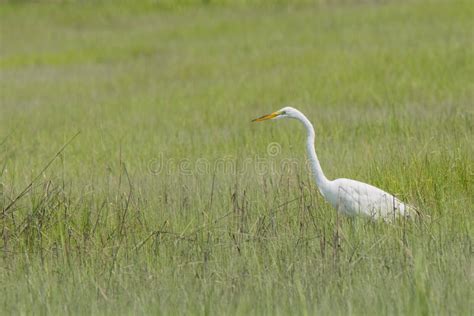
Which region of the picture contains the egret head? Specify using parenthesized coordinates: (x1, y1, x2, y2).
(252, 106, 300, 122)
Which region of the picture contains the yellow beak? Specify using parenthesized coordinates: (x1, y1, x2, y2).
(252, 111, 281, 122)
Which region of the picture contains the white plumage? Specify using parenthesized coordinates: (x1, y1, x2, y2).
(253, 106, 417, 222)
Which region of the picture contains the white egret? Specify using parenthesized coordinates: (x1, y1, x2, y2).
(253, 107, 418, 221)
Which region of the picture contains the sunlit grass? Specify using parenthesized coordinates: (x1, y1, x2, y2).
(0, 0, 472, 314)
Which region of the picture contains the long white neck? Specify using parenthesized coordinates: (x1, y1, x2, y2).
(293, 111, 330, 189)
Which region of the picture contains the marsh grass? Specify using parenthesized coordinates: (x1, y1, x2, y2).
(0, 0, 473, 314)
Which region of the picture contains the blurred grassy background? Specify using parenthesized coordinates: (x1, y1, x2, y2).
(0, 0, 473, 314)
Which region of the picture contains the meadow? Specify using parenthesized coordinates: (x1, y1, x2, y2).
(0, 0, 473, 314)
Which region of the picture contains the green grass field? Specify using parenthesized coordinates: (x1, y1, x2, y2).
(1, 0, 473, 314)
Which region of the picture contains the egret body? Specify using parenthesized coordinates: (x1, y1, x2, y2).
(253, 107, 417, 221)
